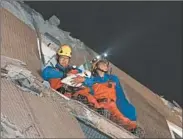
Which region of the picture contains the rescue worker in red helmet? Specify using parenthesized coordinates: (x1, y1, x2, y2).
(73, 57, 137, 131)
(41, 44, 82, 96)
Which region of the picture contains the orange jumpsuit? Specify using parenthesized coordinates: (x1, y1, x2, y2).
(72, 87, 101, 108)
(72, 81, 137, 130)
(92, 82, 137, 130)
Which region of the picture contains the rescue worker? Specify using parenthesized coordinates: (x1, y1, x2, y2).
(73, 58, 137, 131)
(41, 44, 82, 96)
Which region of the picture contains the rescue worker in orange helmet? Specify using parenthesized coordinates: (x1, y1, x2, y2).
(41, 44, 82, 96)
(72, 58, 137, 131)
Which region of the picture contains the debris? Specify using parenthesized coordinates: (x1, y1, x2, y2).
(131, 126, 145, 138)
(42, 81, 50, 88)
(1, 115, 24, 138)
(48, 15, 60, 26)
(1, 65, 43, 97)
(160, 96, 182, 115)
(173, 100, 182, 109)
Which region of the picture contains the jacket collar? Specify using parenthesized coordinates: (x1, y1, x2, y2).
(55, 63, 70, 72)
(95, 73, 109, 81)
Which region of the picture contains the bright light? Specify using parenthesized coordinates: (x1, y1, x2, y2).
(72, 65, 77, 69)
(96, 55, 101, 59)
(104, 53, 108, 57)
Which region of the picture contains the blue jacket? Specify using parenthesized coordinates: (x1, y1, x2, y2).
(84, 73, 137, 121)
(41, 63, 82, 81)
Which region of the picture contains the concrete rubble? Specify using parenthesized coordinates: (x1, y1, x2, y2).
(1, 114, 25, 138)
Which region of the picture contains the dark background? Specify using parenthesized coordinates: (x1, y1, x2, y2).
(25, 1, 182, 106)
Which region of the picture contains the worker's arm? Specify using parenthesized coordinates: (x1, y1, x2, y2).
(112, 75, 137, 121)
(70, 75, 95, 95)
(41, 66, 64, 81)
(71, 74, 95, 87)
(112, 75, 127, 100)
(49, 78, 63, 90)
(83, 76, 96, 87)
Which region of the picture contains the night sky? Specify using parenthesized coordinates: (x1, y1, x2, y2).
(26, 1, 182, 106)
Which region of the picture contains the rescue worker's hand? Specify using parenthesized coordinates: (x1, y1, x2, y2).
(72, 75, 85, 84)
(67, 73, 73, 76)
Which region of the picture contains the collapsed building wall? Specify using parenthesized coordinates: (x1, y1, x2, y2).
(0, 8, 85, 138)
(1, 1, 182, 138)
(0, 7, 125, 139)
(1, 7, 41, 79)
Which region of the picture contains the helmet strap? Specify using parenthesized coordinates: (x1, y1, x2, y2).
(96, 67, 108, 73)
